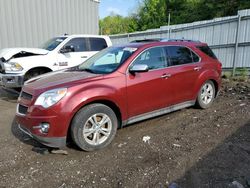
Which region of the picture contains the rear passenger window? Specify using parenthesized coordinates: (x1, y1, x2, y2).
(133, 47, 167, 70)
(89, 38, 108, 51)
(64, 38, 88, 52)
(166, 46, 195, 66)
(191, 51, 200, 62)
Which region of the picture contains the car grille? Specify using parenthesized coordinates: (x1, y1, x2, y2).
(18, 104, 28, 115)
(20, 91, 33, 100)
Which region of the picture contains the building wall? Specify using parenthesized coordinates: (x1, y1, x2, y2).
(0, 0, 99, 48)
(110, 9, 250, 69)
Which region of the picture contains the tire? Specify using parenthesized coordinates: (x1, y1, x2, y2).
(24, 69, 50, 81)
(196, 80, 215, 109)
(71, 103, 118, 151)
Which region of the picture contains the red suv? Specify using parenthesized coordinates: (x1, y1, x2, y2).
(16, 40, 222, 151)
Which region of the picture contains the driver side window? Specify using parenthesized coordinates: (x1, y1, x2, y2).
(133, 47, 167, 70)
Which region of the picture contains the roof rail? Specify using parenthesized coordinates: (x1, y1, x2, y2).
(130, 38, 201, 43)
(163, 38, 201, 43)
(130, 39, 161, 43)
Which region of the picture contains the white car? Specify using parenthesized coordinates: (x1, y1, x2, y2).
(0, 34, 112, 88)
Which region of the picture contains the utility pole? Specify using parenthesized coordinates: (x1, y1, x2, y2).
(168, 10, 171, 27)
(100, 27, 103, 35)
(166, 0, 171, 38)
(168, 10, 171, 39)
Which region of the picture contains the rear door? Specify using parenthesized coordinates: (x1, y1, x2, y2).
(165, 45, 202, 104)
(88, 37, 108, 58)
(126, 46, 175, 117)
(77, 37, 108, 62)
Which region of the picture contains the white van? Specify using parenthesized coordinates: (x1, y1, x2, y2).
(0, 34, 112, 88)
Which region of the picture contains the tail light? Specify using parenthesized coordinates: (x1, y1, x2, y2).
(217, 61, 222, 75)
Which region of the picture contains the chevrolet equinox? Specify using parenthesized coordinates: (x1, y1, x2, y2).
(16, 39, 222, 151)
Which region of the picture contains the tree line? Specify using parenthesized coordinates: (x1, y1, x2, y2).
(99, 0, 250, 35)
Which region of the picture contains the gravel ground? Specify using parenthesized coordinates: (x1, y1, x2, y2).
(0, 79, 249, 188)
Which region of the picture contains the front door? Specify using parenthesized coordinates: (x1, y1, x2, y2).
(57, 37, 93, 70)
(126, 46, 174, 118)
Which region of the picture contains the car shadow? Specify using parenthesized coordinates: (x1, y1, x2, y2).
(0, 87, 19, 102)
(11, 117, 82, 153)
(173, 120, 250, 188)
(11, 117, 49, 150)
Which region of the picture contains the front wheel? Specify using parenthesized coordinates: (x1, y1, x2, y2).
(196, 80, 215, 109)
(71, 104, 118, 151)
(24, 68, 51, 82)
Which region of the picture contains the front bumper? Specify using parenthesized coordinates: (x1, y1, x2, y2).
(16, 104, 68, 148)
(18, 124, 66, 148)
(0, 73, 24, 88)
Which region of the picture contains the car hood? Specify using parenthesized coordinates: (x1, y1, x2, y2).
(23, 69, 102, 95)
(0, 48, 49, 61)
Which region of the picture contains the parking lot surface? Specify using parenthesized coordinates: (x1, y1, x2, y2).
(0, 80, 249, 188)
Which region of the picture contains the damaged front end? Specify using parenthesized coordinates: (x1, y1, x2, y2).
(0, 57, 5, 73)
(0, 48, 49, 88)
(0, 48, 49, 62)
(0, 59, 25, 88)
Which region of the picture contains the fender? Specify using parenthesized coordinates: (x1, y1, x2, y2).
(193, 68, 221, 99)
(64, 83, 127, 130)
(25, 66, 53, 74)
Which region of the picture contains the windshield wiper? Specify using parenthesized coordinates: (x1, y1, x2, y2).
(81, 68, 96, 74)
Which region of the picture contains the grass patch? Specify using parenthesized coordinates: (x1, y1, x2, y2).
(222, 68, 249, 82)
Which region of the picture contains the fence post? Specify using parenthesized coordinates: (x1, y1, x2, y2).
(127, 33, 130, 42)
(168, 27, 171, 39)
(232, 14, 241, 76)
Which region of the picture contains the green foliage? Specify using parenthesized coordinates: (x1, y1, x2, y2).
(222, 71, 232, 79)
(223, 68, 249, 82)
(99, 14, 137, 35)
(135, 0, 167, 30)
(165, 0, 250, 25)
(236, 67, 248, 76)
(99, 0, 250, 35)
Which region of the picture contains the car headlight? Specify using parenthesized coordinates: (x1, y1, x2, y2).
(34, 88, 67, 108)
(4, 62, 23, 71)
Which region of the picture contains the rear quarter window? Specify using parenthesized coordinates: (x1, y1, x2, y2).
(197, 45, 217, 59)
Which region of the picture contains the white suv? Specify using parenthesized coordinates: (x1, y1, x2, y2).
(0, 34, 112, 88)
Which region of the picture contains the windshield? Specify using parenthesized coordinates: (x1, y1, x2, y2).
(78, 46, 137, 74)
(41, 37, 67, 51)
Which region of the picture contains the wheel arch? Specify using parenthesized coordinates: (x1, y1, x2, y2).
(194, 69, 221, 99)
(210, 79, 219, 97)
(25, 66, 52, 77)
(66, 99, 123, 143)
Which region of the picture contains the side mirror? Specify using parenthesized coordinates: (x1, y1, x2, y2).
(60, 45, 75, 53)
(129, 64, 149, 73)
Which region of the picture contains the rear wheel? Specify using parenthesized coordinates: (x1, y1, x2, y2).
(196, 80, 215, 109)
(71, 103, 118, 151)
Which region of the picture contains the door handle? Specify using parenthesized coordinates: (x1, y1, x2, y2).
(194, 67, 202, 71)
(161, 74, 171, 78)
(81, 56, 88, 58)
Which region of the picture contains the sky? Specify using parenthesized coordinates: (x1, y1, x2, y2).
(99, 0, 139, 19)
